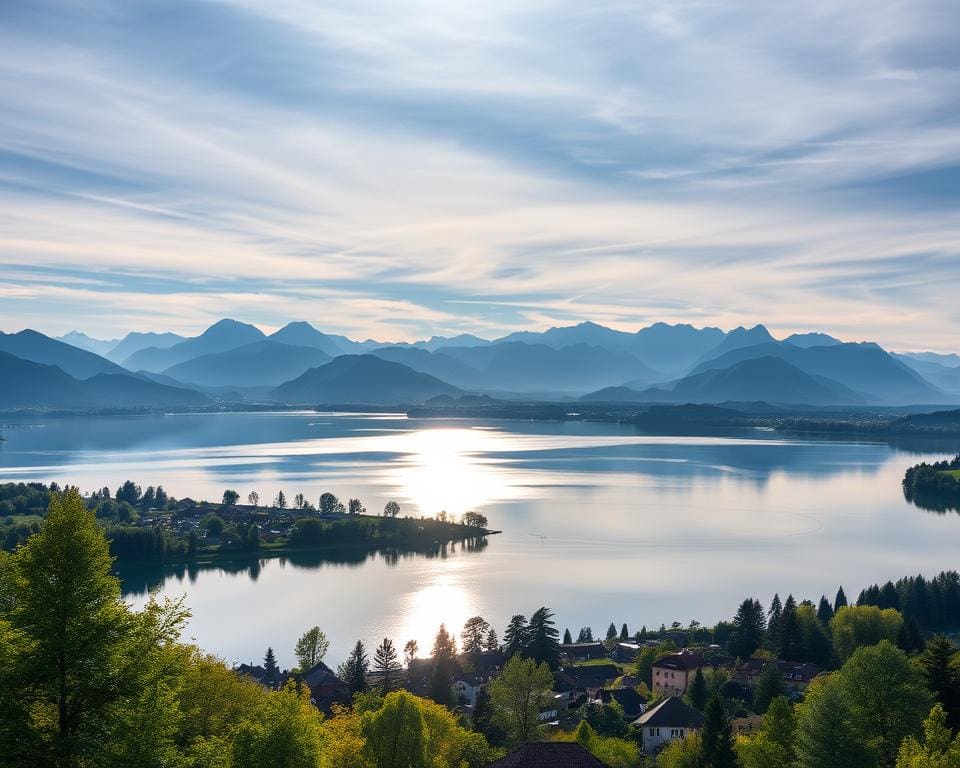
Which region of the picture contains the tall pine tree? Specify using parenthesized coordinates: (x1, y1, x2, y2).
(700, 694, 737, 768)
(526, 607, 560, 669)
(337, 640, 369, 694)
(503, 615, 528, 658)
(373, 637, 401, 692)
(263, 647, 280, 688)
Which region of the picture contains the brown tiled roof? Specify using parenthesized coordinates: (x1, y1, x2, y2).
(487, 742, 609, 767)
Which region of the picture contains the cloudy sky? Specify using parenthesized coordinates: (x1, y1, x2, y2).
(2, 0, 959, 349)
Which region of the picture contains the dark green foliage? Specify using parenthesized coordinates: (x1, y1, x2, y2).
(606, 622, 617, 640)
(503, 615, 528, 657)
(817, 595, 834, 625)
(766, 594, 783, 650)
(778, 594, 802, 661)
(576, 627, 593, 643)
(563, 628, 572, 644)
(835, 586, 848, 611)
(581, 700, 627, 738)
(903, 455, 960, 509)
(619, 623, 629, 641)
(919, 635, 960, 731)
(264, 647, 280, 687)
(526, 607, 560, 669)
(700, 694, 737, 768)
(339, 640, 369, 694)
(429, 624, 456, 705)
(373, 638, 401, 692)
(471, 686, 506, 747)
(857, 571, 960, 632)
(688, 667, 708, 711)
(754, 663, 785, 714)
(222, 489, 239, 506)
(728, 598, 766, 659)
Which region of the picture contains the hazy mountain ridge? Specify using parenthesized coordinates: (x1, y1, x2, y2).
(162, 340, 333, 387)
(271, 354, 462, 404)
(0, 351, 208, 409)
(122, 319, 265, 371)
(0, 330, 128, 379)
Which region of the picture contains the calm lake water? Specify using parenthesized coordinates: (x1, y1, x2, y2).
(1, 411, 958, 669)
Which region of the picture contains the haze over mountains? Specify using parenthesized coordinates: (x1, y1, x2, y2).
(1, 318, 958, 410)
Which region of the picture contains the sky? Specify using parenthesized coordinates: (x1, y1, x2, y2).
(1, 0, 959, 350)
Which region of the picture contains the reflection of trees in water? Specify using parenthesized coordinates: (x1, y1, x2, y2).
(903, 487, 960, 515)
(117, 536, 489, 598)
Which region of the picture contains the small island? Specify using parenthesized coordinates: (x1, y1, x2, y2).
(0, 480, 497, 563)
(903, 454, 960, 512)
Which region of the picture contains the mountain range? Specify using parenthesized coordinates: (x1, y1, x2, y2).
(2, 317, 955, 410)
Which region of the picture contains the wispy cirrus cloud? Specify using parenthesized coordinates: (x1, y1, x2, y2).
(0, 0, 958, 348)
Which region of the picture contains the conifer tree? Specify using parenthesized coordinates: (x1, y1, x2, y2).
(620, 623, 629, 641)
(526, 607, 560, 669)
(729, 598, 766, 659)
(778, 595, 802, 661)
(563, 628, 573, 645)
(700, 694, 737, 768)
(835, 586, 848, 611)
(767, 594, 783, 650)
(817, 595, 834, 625)
(503, 615, 528, 658)
(429, 624, 457, 705)
(919, 635, 960, 731)
(338, 640, 369, 694)
(485, 627, 499, 652)
(264, 647, 280, 688)
(688, 667, 708, 711)
(373, 637, 402, 692)
(606, 622, 618, 640)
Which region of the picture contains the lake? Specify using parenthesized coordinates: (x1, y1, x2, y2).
(1, 411, 958, 669)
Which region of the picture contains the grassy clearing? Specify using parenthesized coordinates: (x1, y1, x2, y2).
(940, 470, 960, 479)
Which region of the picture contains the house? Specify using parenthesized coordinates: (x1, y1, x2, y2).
(735, 658, 822, 692)
(560, 642, 609, 662)
(612, 642, 642, 663)
(560, 663, 621, 689)
(651, 650, 704, 696)
(486, 742, 610, 766)
(598, 687, 648, 721)
(634, 696, 705, 754)
(299, 661, 351, 714)
(454, 673, 486, 706)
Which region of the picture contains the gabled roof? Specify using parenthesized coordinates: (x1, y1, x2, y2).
(634, 697, 705, 729)
(301, 660, 343, 688)
(600, 687, 648, 718)
(652, 650, 703, 671)
(486, 742, 609, 767)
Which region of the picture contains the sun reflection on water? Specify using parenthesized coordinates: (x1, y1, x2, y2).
(393, 558, 478, 655)
(386, 427, 519, 518)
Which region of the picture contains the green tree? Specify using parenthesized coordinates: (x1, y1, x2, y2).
(383, 500, 400, 518)
(361, 689, 427, 768)
(795, 675, 871, 768)
(374, 638, 402, 693)
(563, 628, 573, 644)
(319, 492, 344, 515)
(796, 603, 833, 666)
(201, 513, 225, 536)
(817, 595, 835, 625)
(764, 695, 796, 762)
(830, 605, 903, 661)
(348, 498, 365, 515)
(700, 694, 737, 768)
(838, 639, 932, 768)
(606, 622, 618, 640)
(687, 667, 708, 711)
(403, 639, 418, 667)
(526, 606, 560, 669)
(753, 663, 785, 714)
(896, 704, 960, 768)
(489, 655, 553, 746)
(264, 647, 281, 688)
(766, 594, 783, 650)
(729, 598, 766, 659)
(247, 490, 259, 507)
(920, 635, 960, 731)
(659, 733, 702, 768)
(222, 489, 239, 506)
(462, 616, 491, 655)
(274, 490, 287, 509)
(294, 626, 330, 670)
(778, 594, 802, 661)
(485, 627, 498, 652)
(339, 640, 370, 694)
(471, 685, 506, 747)
(429, 624, 457, 705)
(232, 683, 324, 768)
(835, 586, 848, 611)
(503, 614, 528, 658)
